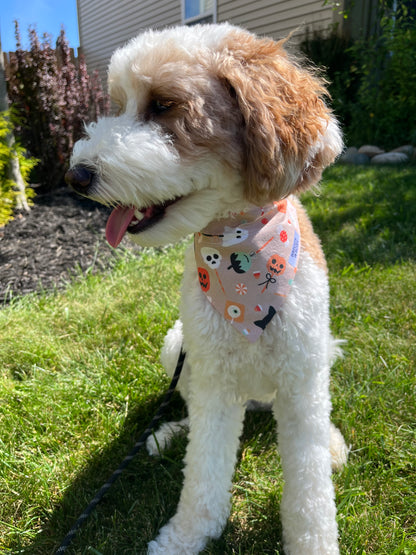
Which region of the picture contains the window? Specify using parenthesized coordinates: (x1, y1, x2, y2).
(182, 0, 216, 25)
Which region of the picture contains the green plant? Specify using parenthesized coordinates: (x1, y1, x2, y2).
(301, 1, 416, 149)
(348, 2, 416, 148)
(0, 110, 37, 225)
(0, 167, 415, 554)
(300, 29, 359, 139)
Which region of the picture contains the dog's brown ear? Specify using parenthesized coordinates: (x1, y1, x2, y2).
(217, 31, 343, 204)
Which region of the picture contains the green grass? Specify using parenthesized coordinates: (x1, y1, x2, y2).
(0, 165, 415, 554)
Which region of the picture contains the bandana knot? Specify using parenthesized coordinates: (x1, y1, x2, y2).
(194, 198, 300, 342)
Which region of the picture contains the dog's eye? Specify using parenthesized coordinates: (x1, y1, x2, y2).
(149, 99, 174, 116)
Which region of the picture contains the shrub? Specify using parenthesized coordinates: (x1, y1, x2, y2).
(301, 1, 416, 149)
(300, 30, 359, 140)
(0, 110, 37, 226)
(7, 23, 109, 190)
(348, 3, 416, 149)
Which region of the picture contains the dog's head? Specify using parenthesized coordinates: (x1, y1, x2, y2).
(66, 24, 342, 248)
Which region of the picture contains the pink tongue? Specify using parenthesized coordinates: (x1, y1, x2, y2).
(105, 206, 135, 247)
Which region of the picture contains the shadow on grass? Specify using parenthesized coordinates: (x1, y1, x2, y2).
(23, 397, 282, 554)
(21, 392, 186, 555)
(211, 495, 283, 555)
(305, 165, 416, 270)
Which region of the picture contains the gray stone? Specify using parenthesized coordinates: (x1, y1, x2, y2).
(354, 153, 371, 165)
(358, 145, 385, 157)
(339, 147, 358, 163)
(391, 145, 414, 157)
(371, 152, 409, 165)
(340, 147, 370, 165)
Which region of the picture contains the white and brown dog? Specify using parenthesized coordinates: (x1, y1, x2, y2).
(66, 23, 348, 555)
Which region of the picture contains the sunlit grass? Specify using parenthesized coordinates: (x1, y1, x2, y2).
(0, 166, 415, 554)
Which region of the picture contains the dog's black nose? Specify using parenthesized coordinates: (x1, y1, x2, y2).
(65, 166, 95, 193)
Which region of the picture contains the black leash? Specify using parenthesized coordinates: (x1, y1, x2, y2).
(56, 348, 186, 553)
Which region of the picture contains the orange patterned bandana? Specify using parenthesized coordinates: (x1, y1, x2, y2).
(194, 199, 300, 342)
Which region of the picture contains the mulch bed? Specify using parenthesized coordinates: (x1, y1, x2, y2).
(0, 186, 128, 304)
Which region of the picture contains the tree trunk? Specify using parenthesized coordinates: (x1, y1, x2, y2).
(0, 37, 30, 212)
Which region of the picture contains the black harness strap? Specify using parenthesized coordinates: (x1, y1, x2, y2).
(56, 348, 185, 553)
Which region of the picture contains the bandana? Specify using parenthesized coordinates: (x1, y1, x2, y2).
(194, 198, 300, 342)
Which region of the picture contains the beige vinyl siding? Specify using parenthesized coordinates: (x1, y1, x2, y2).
(77, 0, 181, 81)
(218, 0, 334, 41)
(78, 0, 337, 86)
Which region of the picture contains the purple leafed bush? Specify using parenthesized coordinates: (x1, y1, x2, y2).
(7, 23, 109, 190)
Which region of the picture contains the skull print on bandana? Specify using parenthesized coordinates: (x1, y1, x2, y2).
(194, 198, 300, 342)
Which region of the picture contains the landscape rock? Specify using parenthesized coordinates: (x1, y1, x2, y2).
(339, 144, 414, 166)
(339, 147, 370, 165)
(340, 146, 358, 162)
(391, 145, 414, 157)
(358, 145, 385, 158)
(354, 153, 371, 165)
(371, 152, 409, 165)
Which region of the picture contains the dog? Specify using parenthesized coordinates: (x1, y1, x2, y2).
(65, 23, 348, 555)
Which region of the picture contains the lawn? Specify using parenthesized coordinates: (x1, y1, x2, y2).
(0, 165, 415, 554)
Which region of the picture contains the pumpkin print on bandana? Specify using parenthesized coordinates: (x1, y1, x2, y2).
(194, 198, 301, 342)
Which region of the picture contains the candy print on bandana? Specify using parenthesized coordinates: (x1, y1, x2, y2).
(235, 283, 248, 295)
(194, 198, 301, 342)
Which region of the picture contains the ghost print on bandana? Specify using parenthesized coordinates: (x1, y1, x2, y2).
(194, 198, 301, 342)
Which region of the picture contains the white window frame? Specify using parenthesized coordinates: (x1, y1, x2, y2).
(182, 0, 217, 25)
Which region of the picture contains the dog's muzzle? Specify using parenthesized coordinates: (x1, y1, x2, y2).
(65, 166, 95, 194)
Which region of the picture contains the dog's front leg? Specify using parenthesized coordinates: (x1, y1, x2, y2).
(273, 372, 340, 555)
(148, 383, 245, 555)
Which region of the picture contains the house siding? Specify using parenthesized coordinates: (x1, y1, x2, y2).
(77, 0, 336, 85)
(218, 0, 334, 41)
(77, 0, 181, 79)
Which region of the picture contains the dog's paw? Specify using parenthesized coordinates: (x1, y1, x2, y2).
(148, 540, 180, 555)
(146, 418, 189, 456)
(147, 523, 202, 554)
(147, 540, 169, 554)
(330, 423, 349, 471)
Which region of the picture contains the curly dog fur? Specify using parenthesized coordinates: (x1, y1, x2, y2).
(66, 23, 348, 554)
